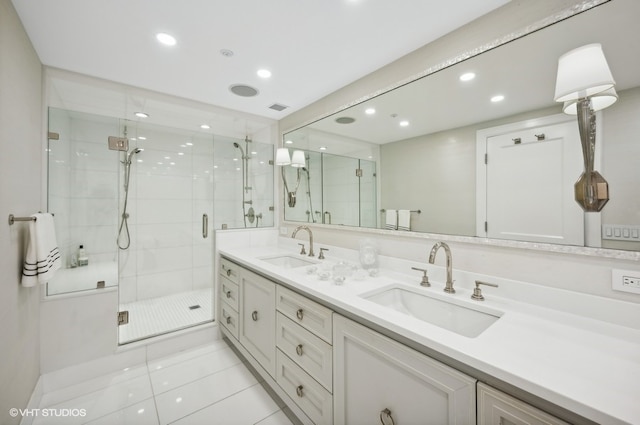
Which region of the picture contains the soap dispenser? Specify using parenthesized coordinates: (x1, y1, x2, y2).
(77, 245, 88, 267)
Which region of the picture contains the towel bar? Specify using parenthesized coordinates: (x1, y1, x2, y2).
(380, 209, 421, 214)
(8, 213, 54, 225)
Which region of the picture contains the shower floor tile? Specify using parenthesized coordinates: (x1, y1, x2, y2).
(118, 288, 213, 344)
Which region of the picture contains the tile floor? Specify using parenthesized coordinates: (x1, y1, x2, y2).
(33, 340, 295, 425)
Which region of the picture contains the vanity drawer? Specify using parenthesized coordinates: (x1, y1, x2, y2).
(219, 277, 239, 311)
(276, 285, 333, 343)
(219, 257, 240, 284)
(276, 312, 332, 392)
(220, 303, 239, 340)
(276, 349, 333, 425)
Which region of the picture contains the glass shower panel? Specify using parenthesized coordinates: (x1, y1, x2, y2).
(322, 153, 360, 226)
(213, 136, 274, 229)
(117, 122, 215, 344)
(47, 108, 120, 295)
(359, 159, 378, 228)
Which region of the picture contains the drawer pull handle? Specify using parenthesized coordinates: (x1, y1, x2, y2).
(296, 385, 304, 398)
(251, 310, 259, 321)
(380, 408, 395, 425)
(226, 316, 231, 325)
(296, 308, 304, 320)
(295, 344, 303, 356)
(226, 268, 232, 277)
(226, 290, 232, 298)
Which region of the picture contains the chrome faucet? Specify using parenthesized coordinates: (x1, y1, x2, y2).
(292, 226, 314, 257)
(428, 242, 454, 293)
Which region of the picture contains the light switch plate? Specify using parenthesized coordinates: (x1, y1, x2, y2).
(612, 268, 640, 294)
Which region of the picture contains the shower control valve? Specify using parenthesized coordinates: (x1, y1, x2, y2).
(298, 243, 307, 255)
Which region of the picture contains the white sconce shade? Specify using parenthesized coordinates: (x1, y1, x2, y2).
(554, 43, 615, 102)
(562, 87, 618, 114)
(291, 150, 306, 168)
(275, 148, 291, 166)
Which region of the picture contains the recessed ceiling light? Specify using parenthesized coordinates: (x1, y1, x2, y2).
(257, 69, 272, 79)
(138, 136, 147, 140)
(200, 124, 210, 129)
(285, 140, 293, 145)
(135, 112, 149, 118)
(319, 146, 327, 151)
(251, 151, 257, 155)
(156, 33, 176, 46)
(460, 72, 476, 81)
(491, 95, 505, 103)
(186, 142, 193, 146)
(365, 108, 376, 115)
(399, 120, 410, 127)
(178, 152, 184, 156)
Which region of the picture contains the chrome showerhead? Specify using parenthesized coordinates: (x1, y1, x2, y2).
(126, 148, 144, 164)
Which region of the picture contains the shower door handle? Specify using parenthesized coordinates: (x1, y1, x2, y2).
(202, 214, 208, 239)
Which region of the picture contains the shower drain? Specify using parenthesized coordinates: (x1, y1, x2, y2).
(188, 305, 201, 310)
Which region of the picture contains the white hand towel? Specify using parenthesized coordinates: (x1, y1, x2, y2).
(21, 213, 62, 287)
(398, 210, 411, 231)
(385, 209, 397, 230)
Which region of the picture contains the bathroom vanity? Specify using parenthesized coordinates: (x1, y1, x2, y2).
(217, 241, 640, 425)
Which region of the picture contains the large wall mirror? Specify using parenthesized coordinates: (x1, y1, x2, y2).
(282, 0, 640, 252)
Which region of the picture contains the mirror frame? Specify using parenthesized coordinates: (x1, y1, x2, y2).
(281, 0, 639, 261)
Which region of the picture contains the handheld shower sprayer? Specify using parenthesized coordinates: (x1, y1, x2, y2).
(126, 148, 144, 164)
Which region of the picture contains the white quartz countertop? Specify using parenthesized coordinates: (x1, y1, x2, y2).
(219, 242, 640, 425)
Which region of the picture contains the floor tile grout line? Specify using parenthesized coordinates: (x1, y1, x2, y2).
(164, 382, 265, 425)
(149, 357, 248, 397)
(146, 340, 232, 374)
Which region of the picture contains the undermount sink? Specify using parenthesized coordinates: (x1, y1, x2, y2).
(361, 285, 502, 337)
(259, 255, 316, 269)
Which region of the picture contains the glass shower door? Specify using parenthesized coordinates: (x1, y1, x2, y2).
(117, 122, 215, 344)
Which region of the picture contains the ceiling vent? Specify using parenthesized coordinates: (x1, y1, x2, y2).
(335, 116, 356, 124)
(229, 84, 259, 97)
(269, 103, 288, 112)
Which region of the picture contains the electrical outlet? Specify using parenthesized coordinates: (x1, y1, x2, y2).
(612, 269, 640, 294)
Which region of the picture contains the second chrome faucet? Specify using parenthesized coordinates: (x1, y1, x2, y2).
(428, 241, 455, 293)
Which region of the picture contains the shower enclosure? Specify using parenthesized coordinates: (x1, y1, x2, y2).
(283, 151, 377, 227)
(47, 107, 274, 344)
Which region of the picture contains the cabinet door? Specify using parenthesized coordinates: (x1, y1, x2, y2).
(239, 268, 276, 377)
(333, 315, 476, 425)
(477, 382, 569, 425)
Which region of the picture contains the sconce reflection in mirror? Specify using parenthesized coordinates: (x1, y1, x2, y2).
(276, 148, 306, 207)
(554, 43, 617, 212)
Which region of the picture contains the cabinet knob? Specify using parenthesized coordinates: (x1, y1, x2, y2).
(226, 268, 232, 277)
(226, 316, 231, 325)
(295, 344, 303, 356)
(251, 310, 259, 321)
(226, 290, 232, 299)
(296, 308, 304, 320)
(296, 385, 304, 398)
(379, 408, 395, 425)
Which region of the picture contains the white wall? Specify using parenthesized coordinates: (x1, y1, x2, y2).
(0, 0, 43, 422)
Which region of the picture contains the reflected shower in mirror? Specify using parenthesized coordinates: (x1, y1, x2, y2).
(282, 0, 640, 252)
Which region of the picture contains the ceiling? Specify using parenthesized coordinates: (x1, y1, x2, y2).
(12, 0, 509, 121)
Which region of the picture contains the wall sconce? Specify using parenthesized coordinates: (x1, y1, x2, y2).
(554, 43, 616, 212)
(276, 148, 305, 207)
